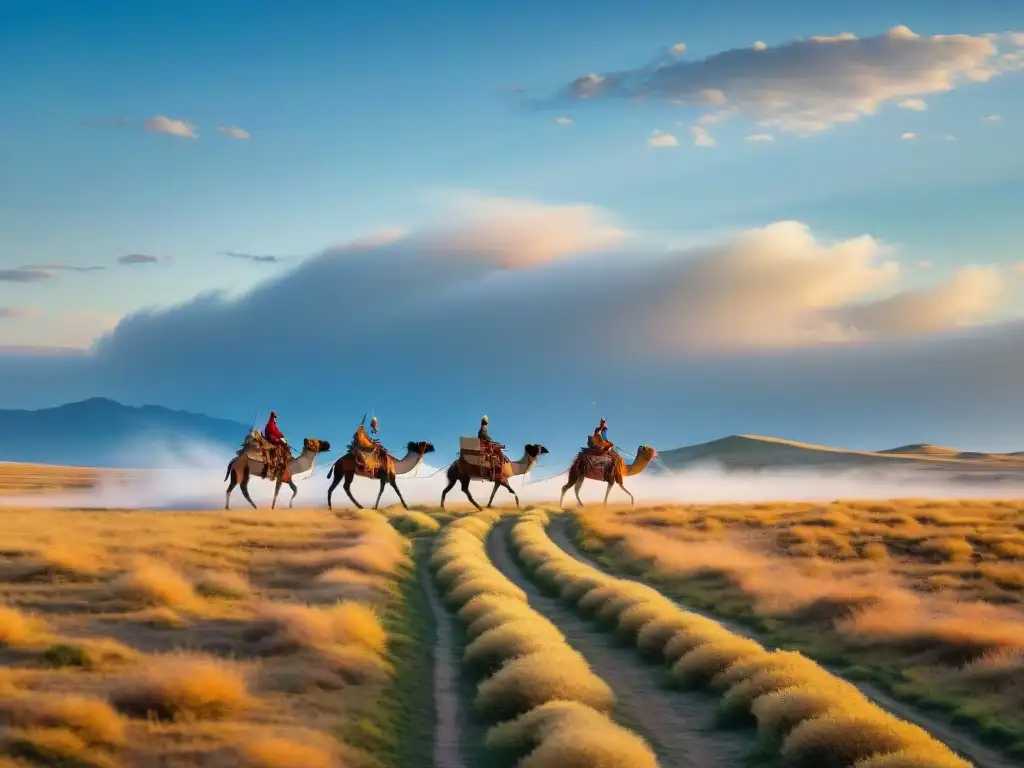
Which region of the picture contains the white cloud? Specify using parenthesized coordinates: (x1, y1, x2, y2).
(670, 43, 686, 55)
(554, 116, 574, 125)
(746, 133, 775, 142)
(144, 116, 197, 139)
(901, 132, 917, 140)
(648, 130, 680, 147)
(217, 126, 251, 140)
(945, 134, 957, 141)
(692, 125, 715, 147)
(918, 261, 933, 268)
(562, 26, 1022, 134)
(983, 114, 1001, 122)
(898, 98, 928, 111)
(752, 41, 768, 51)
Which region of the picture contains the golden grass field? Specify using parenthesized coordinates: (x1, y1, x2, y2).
(1, 461, 1021, 767)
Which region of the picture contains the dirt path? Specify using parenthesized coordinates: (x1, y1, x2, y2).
(488, 518, 753, 768)
(548, 516, 1012, 768)
(417, 545, 469, 768)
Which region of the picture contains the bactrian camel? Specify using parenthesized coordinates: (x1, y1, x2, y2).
(326, 440, 435, 510)
(441, 443, 549, 510)
(560, 444, 657, 507)
(224, 435, 331, 510)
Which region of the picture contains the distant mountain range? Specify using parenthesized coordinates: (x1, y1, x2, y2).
(0, 398, 250, 467)
(4, 398, 1023, 478)
(656, 434, 1024, 476)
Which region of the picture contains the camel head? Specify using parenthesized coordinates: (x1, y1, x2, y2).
(525, 444, 550, 459)
(407, 441, 436, 455)
(302, 438, 332, 453)
(636, 445, 658, 460)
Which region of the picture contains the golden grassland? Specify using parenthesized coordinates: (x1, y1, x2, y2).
(512, 508, 976, 768)
(0, 501, 413, 768)
(429, 510, 659, 767)
(569, 499, 1024, 757)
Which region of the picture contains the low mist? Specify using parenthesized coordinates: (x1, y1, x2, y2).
(5, 436, 1024, 510)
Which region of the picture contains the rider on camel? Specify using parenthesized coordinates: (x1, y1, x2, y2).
(590, 418, 614, 454)
(261, 411, 289, 478)
(478, 415, 505, 478)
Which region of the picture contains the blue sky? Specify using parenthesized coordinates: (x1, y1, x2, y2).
(1, 0, 1023, 458)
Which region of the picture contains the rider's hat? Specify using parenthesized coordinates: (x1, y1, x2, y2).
(370, 416, 378, 424)
(600, 417, 607, 425)
(481, 415, 488, 423)
(270, 410, 278, 419)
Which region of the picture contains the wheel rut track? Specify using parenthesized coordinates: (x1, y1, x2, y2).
(488, 518, 752, 768)
(548, 515, 1013, 768)
(416, 542, 470, 768)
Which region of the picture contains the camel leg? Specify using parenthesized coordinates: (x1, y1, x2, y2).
(374, 474, 387, 509)
(559, 471, 576, 508)
(500, 479, 519, 508)
(460, 477, 482, 510)
(604, 481, 613, 505)
(225, 470, 238, 510)
(288, 481, 298, 509)
(389, 476, 409, 510)
(343, 473, 363, 509)
(272, 479, 282, 510)
(486, 482, 500, 508)
(239, 468, 257, 509)
(574, 476, 585, 507)
(617, 478, 635, 506)
(440, 471, 458, 509)
(326, 472, 343, 511)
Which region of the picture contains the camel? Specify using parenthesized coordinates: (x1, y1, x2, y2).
(326, 440, 436, 510)
(224, 435, 331, 510)
(441, 444, 549, 510)
(560, 444, 657, 507)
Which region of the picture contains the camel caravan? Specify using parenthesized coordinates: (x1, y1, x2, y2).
(223, 411, 656, 510)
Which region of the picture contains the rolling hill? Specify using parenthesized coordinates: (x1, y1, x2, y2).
(656, 434, 1024, 474)
(0, 398, 250, 467)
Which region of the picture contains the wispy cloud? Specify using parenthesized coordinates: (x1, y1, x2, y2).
(648, 130, 679, 147)
(901, 131, 918, 140)
(945, 134, 957, 141)
(217, 125, 251, 140)
(558, 26, 1023, 135)
(983, 114, 1002, 122)
(554, 116, 574, 126)
(670, 42, 686, 55)
(220, 251, 288, 264)
(692, 125, 715, 147)
(898, 98, 928, 111)
(0, 268, 55, 283)
(745, 133, 775, 142)
(144, 116, 197, 139)
(0, 307, 38, 319)
(19, 261, 105, 273)
(118, 253, 171, 266)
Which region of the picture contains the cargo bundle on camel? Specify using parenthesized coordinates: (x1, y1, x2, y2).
(440, 415, 548, 509)
(560, 418, 657, 506)
(326, 417, 435, 510)
(224, 430, 331, 510)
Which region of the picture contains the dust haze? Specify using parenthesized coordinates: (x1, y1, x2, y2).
(6, 437, 1024, 509)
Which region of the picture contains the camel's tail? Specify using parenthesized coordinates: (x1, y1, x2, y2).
(327, 465, 333, 479)
(224, 461, 232, 482)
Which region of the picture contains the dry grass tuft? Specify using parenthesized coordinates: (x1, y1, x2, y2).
(4, 726, 116, 768)
(0, 691, 125, 746)
(113, 556, 198, 608)
(194, 569, 252, 599)
(249, 601, 386, 656)
(0, 605, 48, 648)
(486, 700, 658, 768)
(236, 735, 342, 768)
(109, 653, 254, 720)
